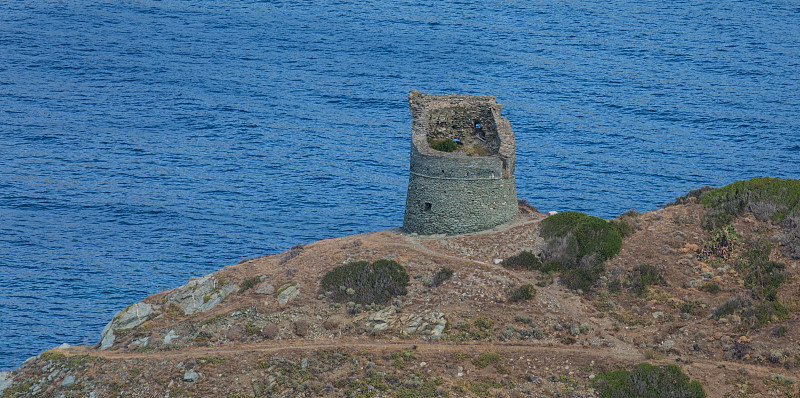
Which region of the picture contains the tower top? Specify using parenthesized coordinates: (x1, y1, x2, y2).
(402, 91, 518, 235)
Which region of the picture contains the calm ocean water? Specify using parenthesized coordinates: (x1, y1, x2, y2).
(1, 0, 798, 369)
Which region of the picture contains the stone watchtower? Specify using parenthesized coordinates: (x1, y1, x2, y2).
(402, 90, 517, 235)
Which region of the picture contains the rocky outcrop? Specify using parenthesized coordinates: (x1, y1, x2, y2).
(276, 282, 300, 305)
(0, 371, 12, 395)
(98, 274, 237, 350)
(99, 302, 154, 350)
(365, 308, 447, 337)
(162, 274, 238, 315)
(401, 311, 446, 337)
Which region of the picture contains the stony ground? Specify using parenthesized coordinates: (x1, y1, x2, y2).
(2, 202, 799, 398)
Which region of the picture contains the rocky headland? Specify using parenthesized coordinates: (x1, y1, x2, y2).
(2, 177, 799, 397)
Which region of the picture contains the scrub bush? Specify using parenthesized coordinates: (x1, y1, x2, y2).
(713, 294, 752, 319)
(610, 209, 641, 238)
(699, 225, 740, 260)
(321, 259, 409, 305)
(592, 363, 706, 398)
(508, 284, 537, 302)
(540, 211, 622, 263)
(501, 250, 541, 270)
(429, 267, 454, 288)
(699, 282, 720, 295)
(736, 239, 787, 300)
(699, 177, 800, 226)
(538, 211, 622, 292)
(629, 265, 666, 296)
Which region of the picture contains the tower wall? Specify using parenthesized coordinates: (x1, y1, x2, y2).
(402, 91, 518, 235)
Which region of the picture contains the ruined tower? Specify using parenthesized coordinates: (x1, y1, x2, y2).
(402, 90, 518, 235)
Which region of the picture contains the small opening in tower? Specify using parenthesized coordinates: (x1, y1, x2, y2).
(423, 202, 432, 212)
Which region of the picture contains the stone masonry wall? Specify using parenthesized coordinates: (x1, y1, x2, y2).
(402, 91, 517, 235)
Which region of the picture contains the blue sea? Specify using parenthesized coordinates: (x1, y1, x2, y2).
(1, 0, 799, 370)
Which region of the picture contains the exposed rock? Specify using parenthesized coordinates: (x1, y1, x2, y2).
(99, 302, 154, 350)
(60, 375, 75, 388)
(255, 283, 275, 295)
(163, 274, 238, 315)
(401, 311, 446, 336)
(276, 283, 300, 305)
(366, 307, 398, 332)
(183, 370, 199, 382)
(130, 336, 149, 350)
(164, 330, 180, 345)
(0, 372, 12, 394)
(58, 343, 71, 349)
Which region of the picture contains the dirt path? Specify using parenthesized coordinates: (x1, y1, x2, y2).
(59, 339, 779, 382)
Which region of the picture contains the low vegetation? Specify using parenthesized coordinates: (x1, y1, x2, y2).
(428, 138, 457, 152)
(698, 225, 740, 260)
(321, 259, 410, 305)
(610, 209, 641, 238)
(592, 363, 706, 398)
(683, 177, 800, 258)
(506, 211, 623, 292)
(471, 352, 501, 369)
(429, 267, 453, 288)
(501, 250, 541, 270)
(507, 284, 536, 302)
(238, 276, 262, 293)
(628, 265, 666, 296)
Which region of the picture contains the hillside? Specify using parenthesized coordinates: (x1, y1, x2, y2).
(2, 178, 799, 397)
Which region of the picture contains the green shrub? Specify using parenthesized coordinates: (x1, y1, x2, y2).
(675, 178, 800, 258)
(773, 325, 788, 337)
(749, 299, 789, 326)
(592, 363, 706, 398)
(680, 300, 704, 316)
(321, 259, 409, 305)
(239, 276, 262, 293)
(538, 211, 622, 292)
(471, 352, 501, 369)
(713, 294, 752, 319)
(699, 225, 740, 260)
(561, 267, 602, 292)
(501, 250, 542, 270)
(428, 138, 458, 152)
(699, 177, 800, 226)
(736, 239, 787, 299)
(508, 284, 537, 302)
(430, 267, 454, 288)
(699, 282, 721, 295)
(540, 211, 622, 262)
(611, 209, 641, 238)
(474, 317, 493, 331)
(629, 265, 666, 296)
(666, 186, 714, 207)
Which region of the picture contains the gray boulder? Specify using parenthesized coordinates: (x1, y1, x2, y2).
(163, 274, 237, 315)
(183, 370, 199, 382)
(99, 302, 154, 350)
(60, 375, 75, 388)
(0, 372, 12, 395)
(276, 283, 300, 305)
(163, 330, 180, 345)
(366, 307, 397, 332)
(401, 311, 446, 336)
